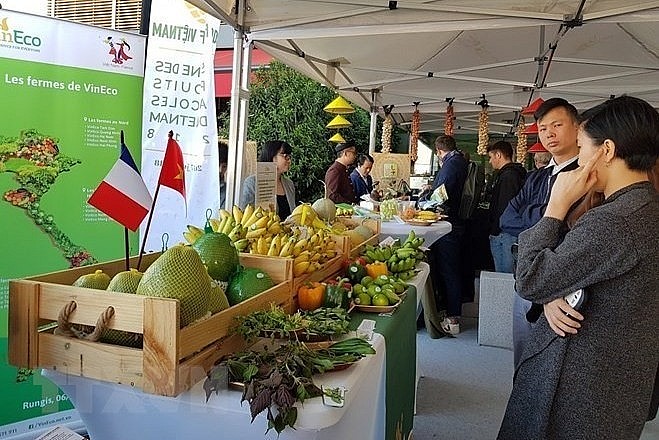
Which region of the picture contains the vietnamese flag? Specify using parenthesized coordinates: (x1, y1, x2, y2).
(158, 131, 186, 200)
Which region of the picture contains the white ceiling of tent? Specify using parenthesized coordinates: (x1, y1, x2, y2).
(190, 0, 659, 136)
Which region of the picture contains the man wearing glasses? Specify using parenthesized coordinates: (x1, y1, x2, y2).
(325, 141, 358, 204)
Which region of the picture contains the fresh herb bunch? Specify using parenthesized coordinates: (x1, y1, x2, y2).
(301, 307, 351, 336)
(233, 304, 307, 341)
(204, 337, 375, 434)
(232, 304, 351, 342)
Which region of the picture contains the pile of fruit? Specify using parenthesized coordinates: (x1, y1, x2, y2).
(183, 204, 339, 277)
(352, 273, 407, 307)
(411, 210, 439, 222)
(335, 203, 354, 217)
(69, 232, 277, 343)
(329, 218, 376, 247)
(379, 198, 398, 221)
(360, 230, 425, 280)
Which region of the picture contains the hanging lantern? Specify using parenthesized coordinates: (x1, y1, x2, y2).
(516, 115, 528, 163)
(523, 122, 538, 134)
(521, 97, 544, 115)
(328, 132, 346, 143)
(326, 115, 352, 129)
(410, 105, 420, 163)
(528, 142, 548, 153)
(323, 96, 355, 114)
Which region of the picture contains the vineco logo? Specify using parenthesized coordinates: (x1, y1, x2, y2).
(0, 16, 43, 48)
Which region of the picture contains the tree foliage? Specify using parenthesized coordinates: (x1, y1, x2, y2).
(219, 61, 389, 202)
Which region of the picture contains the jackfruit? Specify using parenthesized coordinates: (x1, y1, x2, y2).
(106, 268, 143, 293)
(192, 232, 239, 282)
(226, 266, 274, 306)
(72, 269, 111, 290)
(208, 278, 230, 314)
(102, 269, 144, 347)
(136, 245, 211, 327)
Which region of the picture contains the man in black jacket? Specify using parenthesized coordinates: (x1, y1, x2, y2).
(486, 141, 527, 272)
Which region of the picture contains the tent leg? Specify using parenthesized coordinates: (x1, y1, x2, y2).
(369, 89, 379, 154)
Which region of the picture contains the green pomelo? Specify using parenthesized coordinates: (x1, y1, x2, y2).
(192, 232, 239, 282)
(73, 270, 111, 290)
(208, 279, 230, 314)
(136, 245, 211, 327)
(226, 267, 274, 306)
(102, 269, 144, 347)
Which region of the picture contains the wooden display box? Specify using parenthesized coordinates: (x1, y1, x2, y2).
(8, 252, 292, 397)
(292, 254, 344, 294)
(332, 218, 381, 257)
(239, 253, 345, 309)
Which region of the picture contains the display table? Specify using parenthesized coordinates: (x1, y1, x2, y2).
(407, 261, 445, 339)
(380, 220, 452, 247)
(43, 289, 418, 440)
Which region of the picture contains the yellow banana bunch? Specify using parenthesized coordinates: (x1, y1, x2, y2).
(287, 203, 320, 227)
(183, 224, 204, 244)
(293, 261, 310, 277)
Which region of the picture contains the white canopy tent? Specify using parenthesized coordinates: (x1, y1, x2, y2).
(187, 0, 659, 204)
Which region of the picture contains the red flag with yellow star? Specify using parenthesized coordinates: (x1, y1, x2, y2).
(158, 132, 186, 200)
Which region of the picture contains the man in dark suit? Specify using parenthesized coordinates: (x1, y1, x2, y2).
(499, 97, 581, 367)
(350, 153, 374, 200)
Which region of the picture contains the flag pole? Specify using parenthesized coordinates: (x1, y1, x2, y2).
(124, 227, 130, 271)
(137, 130, 174, 271)
(137, 183, 160, 271)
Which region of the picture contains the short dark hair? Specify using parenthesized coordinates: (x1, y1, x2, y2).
(579, 96, 659, 171)
(218, 140, 228, 164)
(486, 140, 514, 160)
(357, 153, 374, 166)
(260, 140, 292, 162)
(336, 140, 357, 159)
(435, 134, 456, 152)
(534, 97, 578, 123)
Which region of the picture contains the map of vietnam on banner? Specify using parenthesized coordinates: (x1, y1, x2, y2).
(0, 9, 145, 438)
(140, 0, 221, 251)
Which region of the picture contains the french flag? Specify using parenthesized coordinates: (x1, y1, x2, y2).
(88, 138, 152, 231)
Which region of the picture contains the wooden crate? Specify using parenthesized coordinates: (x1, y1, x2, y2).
(332, 218, 381, 257)
(239, 252, 344, 310)
(8, 252, 291, 397)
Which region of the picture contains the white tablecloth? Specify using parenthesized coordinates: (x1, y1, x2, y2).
(379, 221, 452, 247)
(43, 334, 386, 440)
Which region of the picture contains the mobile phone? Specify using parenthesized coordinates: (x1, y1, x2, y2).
(564, 288, 586, 310)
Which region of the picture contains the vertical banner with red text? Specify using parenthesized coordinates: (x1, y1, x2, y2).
(140, 0, 221, 251)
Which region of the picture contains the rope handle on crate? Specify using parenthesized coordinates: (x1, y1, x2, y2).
(54, 301, 115, 342)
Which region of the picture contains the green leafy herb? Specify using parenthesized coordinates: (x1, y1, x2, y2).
(204, 338, 376, 435)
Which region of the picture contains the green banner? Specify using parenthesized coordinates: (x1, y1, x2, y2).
(0, 10, 145, 437)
